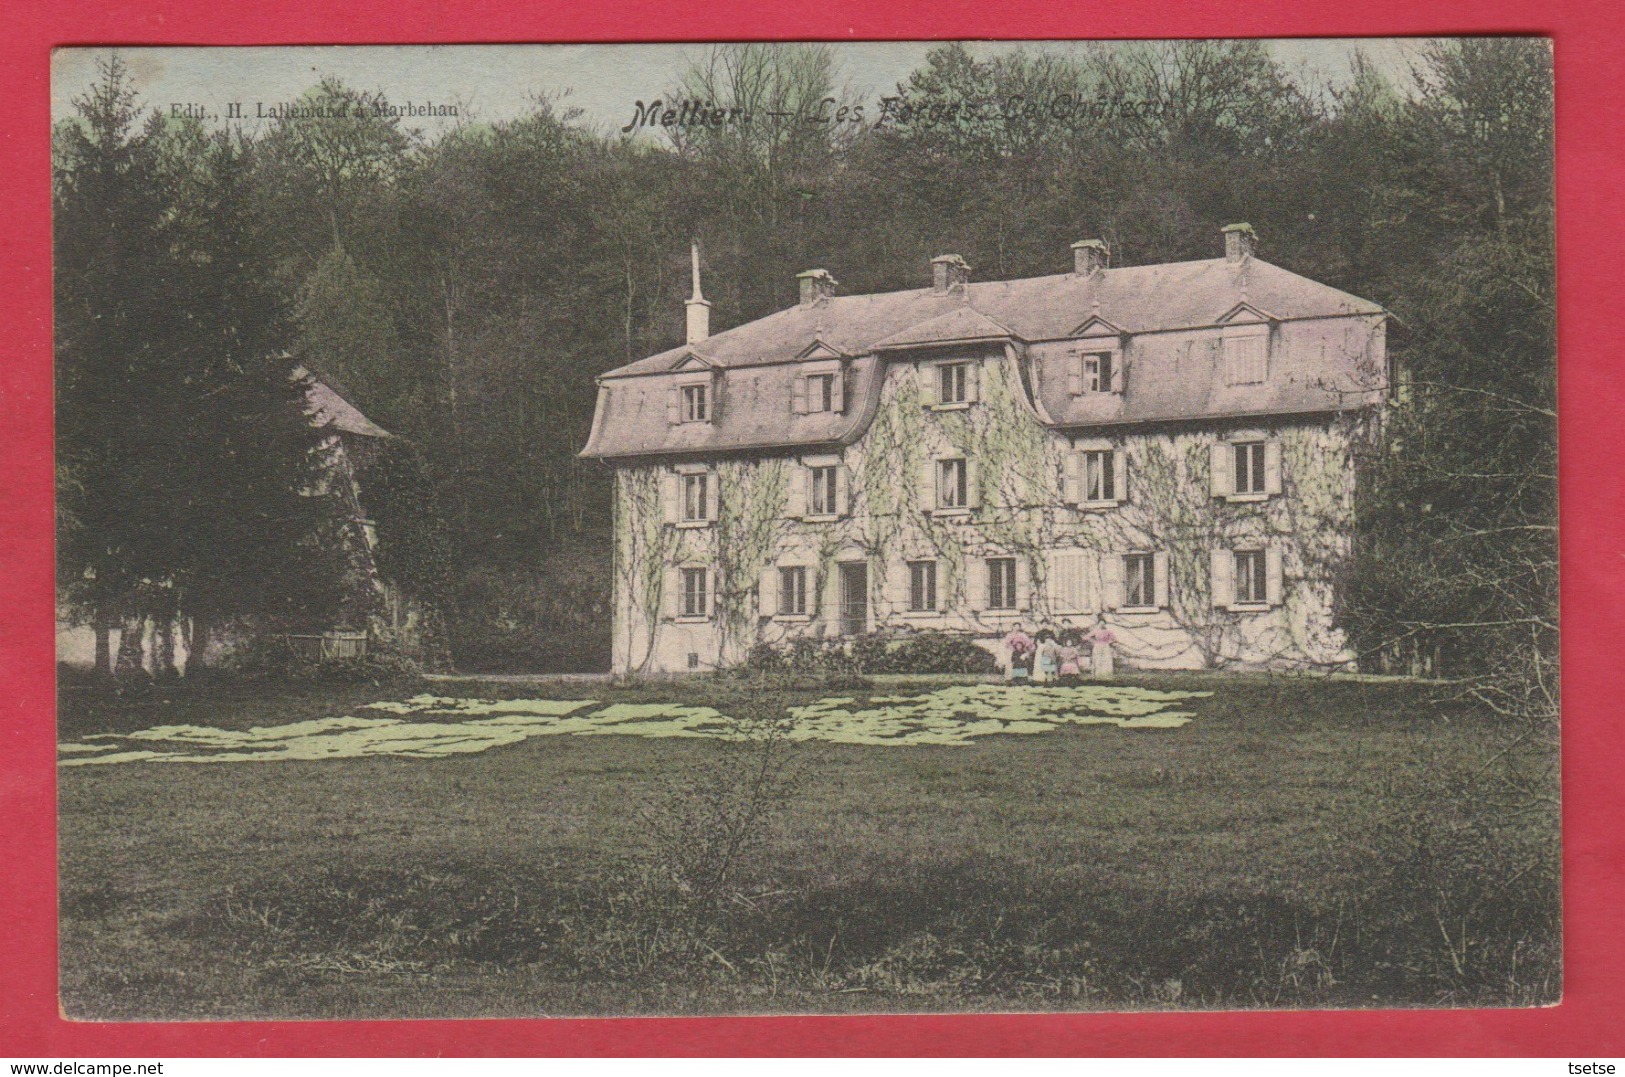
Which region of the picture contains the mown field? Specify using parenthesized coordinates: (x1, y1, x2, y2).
(57, 672, 1560, 1018)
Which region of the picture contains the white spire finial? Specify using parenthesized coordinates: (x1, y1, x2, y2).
(685, 240, 712, 345)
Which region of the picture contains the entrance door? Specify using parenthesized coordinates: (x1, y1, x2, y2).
(838, 562, 868, 636)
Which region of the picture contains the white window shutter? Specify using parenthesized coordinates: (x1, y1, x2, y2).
(1210, 442, 1232, 497)
(1015, 556, 1030, 611)
(1110, 351, 1125, 393)
(662, 470, 679, 525)
(963, 553, 986, 612)
(664, 566, 680, 618)
(666, 384, 681, 424)
(791, 375, 808, 415)
(1264, 440, 1283, 496)
(835, 464, 851, 517)
(884, 560, 907, 616)
(1083, 553, 1101, 614)
(1113, 450, 1128, 504)
(787, 464, 808, 519)
(706, 472, 721, 521)
(1210, 548, 1234, 608)
(1153, 551, 1170, 609)
(1047, 549, 1083, 614)
(919, 456, 937, 513)
(966, 361, 981, 403)
(1062, 451, 1081, 504)
(1067, 352, 1083, 396)
(709, 568, 720, 619)
(923, 363, 940, 406)
(831, 367, 846, 413)
(966, 458, 982, 510)
(759, 565, 778, 618)
(1101, 553, 1125, 611)
(1266, 547, 1285, 607)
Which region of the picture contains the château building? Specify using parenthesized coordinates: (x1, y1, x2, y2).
(582, 225, 1392, 675)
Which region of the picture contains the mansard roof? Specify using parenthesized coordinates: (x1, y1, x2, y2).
(581, 257, 1385, 460)
(600, 258, 1378, 380)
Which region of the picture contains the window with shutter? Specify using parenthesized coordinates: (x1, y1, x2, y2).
(1233, 441, 1267, 495)
(1083, 449, 1116, 503)
(986, 558, 1017, 610)
(679, 567, 709, 619)
(778, 566, 809, 617)
(1084, 352, 1113, 393)
(680, 383, 709, 422)
(1123, 553, 1157, 610)
(936, 362, 970, 406)
(908, 561, 938, 612)
(1220, 437, 1279, 501)
(808, 465, 839, 517)
(1234, 549, 1268, 605)
(680, 471, 714, 525)
(806, 373, 836, 413)
(1223, 330, 1268, 385)
(937, 458, 970, 510)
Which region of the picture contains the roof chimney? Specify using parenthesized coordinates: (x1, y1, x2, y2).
(797, 268, 838, 308)
(1223, 223, 1258, 263)
(1072, 239, 1109, 275)
(685, 240, 711, 345)
(931, 254, 971, 295)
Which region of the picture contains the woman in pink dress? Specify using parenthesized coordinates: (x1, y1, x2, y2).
(1086, 619, 1117, 680)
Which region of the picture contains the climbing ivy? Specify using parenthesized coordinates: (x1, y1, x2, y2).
(610, 351, 1365, 673)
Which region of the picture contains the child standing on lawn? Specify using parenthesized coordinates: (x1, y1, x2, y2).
(1057, 631, 1083, 686)
(1004, 624, 1034, 682)
(1035, 628, 1060, 683)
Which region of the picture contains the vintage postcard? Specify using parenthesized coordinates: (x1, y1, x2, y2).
(52, 39, 1557, 1019)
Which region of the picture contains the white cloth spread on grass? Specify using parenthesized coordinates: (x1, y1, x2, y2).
(58, 684, 1210, 765)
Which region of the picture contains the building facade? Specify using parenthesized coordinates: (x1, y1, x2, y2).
(582, 226, 1391, 676)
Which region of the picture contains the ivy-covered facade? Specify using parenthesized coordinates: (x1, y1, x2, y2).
(584, 228, 1390, 675)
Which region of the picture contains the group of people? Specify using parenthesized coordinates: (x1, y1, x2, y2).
(1002, 620, 1116, 684)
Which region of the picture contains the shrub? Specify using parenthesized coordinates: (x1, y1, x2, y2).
(220, 634, 422, 686)
(749, 631, 998, 677)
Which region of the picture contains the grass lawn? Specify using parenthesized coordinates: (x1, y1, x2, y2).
(57, 672, 1559, 1018)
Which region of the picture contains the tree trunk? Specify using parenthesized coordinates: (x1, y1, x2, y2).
(188, 613, 212, 676)
(153, 616, 178, 680)
(93, 620, 112, 678)
(115, 616, 147, 679)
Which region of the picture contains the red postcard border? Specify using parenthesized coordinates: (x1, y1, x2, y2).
(2, 0, 1620, 1057)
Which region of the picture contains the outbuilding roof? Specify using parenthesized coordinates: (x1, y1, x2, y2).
(299, 368, 393, 439)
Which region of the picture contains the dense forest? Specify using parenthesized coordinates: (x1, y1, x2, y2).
(54, 41, 1554, 706)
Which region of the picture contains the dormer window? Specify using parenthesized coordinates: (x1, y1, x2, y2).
(681, 382, 709, 422)
(807, 373, 836, 413)
(1222, 326, 1269, 385)
(791, 360, 845, 415)
(1065, 340, 1123, 396)
(1084, 351, 1114, 393)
